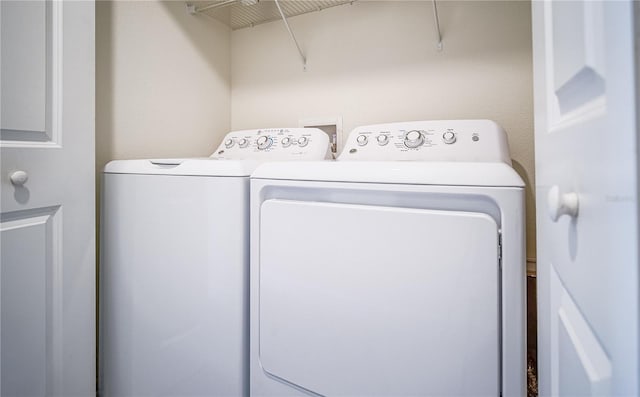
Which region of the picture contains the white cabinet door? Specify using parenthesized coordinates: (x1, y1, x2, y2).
(533, 1, 638, 395)
(0, 1, 95, 396)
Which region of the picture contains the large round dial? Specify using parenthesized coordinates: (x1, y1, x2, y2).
(256, 135, 273, 150)
(404, 130, 424, 148)
(225, 138, 235, 148)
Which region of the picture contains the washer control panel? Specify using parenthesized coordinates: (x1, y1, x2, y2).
(338, 120, 511, 164)
(210, 128, 332, 160)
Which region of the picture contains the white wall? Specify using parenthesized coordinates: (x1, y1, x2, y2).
(230, 0, 536, 261)
(96, 0, 230, 172)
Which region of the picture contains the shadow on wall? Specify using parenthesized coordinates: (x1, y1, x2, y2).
(95, 0, 114, 264)
(94, 0, 114, 384)
(96, 0, 114, 177)
(512, 159, 536, 263)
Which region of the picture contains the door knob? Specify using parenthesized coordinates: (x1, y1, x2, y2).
(9, 170, 28, 186)
(547, 185, 579, 222)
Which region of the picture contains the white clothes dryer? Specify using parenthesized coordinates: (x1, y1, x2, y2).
(99, 128, 330, 397)
(250, 120, 525, 397)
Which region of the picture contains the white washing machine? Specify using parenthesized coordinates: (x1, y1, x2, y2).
(250, 120, 525, 397)
(99, 128, 330, 397)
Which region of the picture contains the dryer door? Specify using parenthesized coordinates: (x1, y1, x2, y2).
(259, 199, 500, 396)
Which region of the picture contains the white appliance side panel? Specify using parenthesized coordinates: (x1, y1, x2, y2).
(259, 200, 500, 396)
(100, 174, 249, 397)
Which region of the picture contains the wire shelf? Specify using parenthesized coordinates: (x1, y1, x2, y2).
(190, 0, 355, 31)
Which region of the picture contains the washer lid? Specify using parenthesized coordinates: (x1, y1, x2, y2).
(104, 158, 260, 176)
(251, 161, 525, 187)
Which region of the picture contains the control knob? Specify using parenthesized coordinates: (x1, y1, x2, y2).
(404, 130, 424, 148)
(356, 135, 368, 146)
(377, 134, 389, 146)
(298, 136, 309, 147)
(238, 138, 249, 148)
(282, 137, 292, 147)
(256, 135, 273, 150)
(225, 138, 235, 148)
(443, 131, 456, 144)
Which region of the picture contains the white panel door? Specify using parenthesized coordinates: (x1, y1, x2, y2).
(532, 1, 638, 395)
(259, 199, 500, 396)
(0, 1, 95, 396)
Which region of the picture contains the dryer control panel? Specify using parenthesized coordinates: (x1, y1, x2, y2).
(210, 128, 332, 160)
(337, 120, 512, 164)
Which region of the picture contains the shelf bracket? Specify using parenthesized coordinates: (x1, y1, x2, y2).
(432, 0, 443, 51)
(274, 0, 307, 71)
(187, 0, 237, 14)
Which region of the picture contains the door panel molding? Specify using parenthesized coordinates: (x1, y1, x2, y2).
(550, 264, 611, 396)
(0, 0, 62, 148)
(0, 206, 63, 396)
(544, 1, 607, 134)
